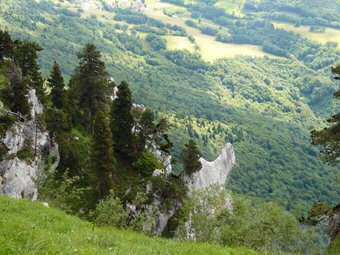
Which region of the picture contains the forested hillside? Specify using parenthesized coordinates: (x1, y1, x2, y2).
(0, 0, 338, 214)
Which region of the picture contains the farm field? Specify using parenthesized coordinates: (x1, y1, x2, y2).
(145, 3, 274, 60)
(273, 21, 340, 45)
(164, 35, 196, 52)
(196, 37, 271, 61)
(215, 0, 246, 16)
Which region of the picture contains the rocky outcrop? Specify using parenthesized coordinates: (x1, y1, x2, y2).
(184, 143, 236, 192)
(148, 143, 235, 236)
(178, 144, 235, 240)
(0, 89, 59, 200)
(150, 143, 172, 175)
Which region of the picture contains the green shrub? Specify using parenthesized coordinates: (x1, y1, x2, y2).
(135, 150, 163, 176)
(37, 170, 90, 216)
(176, 185, 321, 254)
(16, 147, 34, 163)
(92, 190, 129, 228)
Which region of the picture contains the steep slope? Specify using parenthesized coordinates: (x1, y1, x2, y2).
(0, 0, 338, 212)
(0, 195, 261, 255)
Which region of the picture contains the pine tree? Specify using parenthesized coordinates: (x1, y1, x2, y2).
(48, 61, 67, 109)
(8, 63, 30, 116)
(69, 44, 110, 132)
(111, 81, 134, 159)
(13, 40, 45, 103)
(182, 139, 202, 176)
(0, 30, 13, 61)
(13, 40, 42, 76)
(45, 108, 71, 140)
(92, 111, 116, 200)
(137, 109, 155, 153)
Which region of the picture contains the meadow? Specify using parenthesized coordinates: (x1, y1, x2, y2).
(273, 21, 340, 46)
(0, 195, 262, 255)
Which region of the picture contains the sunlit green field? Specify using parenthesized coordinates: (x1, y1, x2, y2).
(196, 37, 272, 61)
(215, 0, 246, 16)
(165, 35, 196, 52)
(273, 21, 340, 46)
(50, 0, 274, 60)
(145, 2, 273, 60)
(0, 195, 262, 255)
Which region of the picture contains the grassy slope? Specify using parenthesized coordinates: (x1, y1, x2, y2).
(0, 195, 261, 255)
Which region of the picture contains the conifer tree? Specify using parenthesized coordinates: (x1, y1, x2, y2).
(92, 111, 116, 200)
(13, 40, 45, 103)
(48, 61, 67, 109)
(137, 109, 155, 153)
(45, 108, 71, 140)
(0, 30, 13, 61)
(13, 40, 42, 76)
(8, 63, 30, 116)
(111, 81, 134, 159)
(182, 139, 202, 176)
(70, 44, 110, 132)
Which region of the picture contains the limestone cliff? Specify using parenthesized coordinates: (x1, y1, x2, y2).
(149, 143, 235, 236)
(184, 143, 236, 192)
(0, 89, 59, 200)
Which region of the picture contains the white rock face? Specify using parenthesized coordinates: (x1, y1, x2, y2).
(0, 89, 59, 200)
(149, 143, 235, 236)
(0, 159, 38, 200)
(3, 124, 25, 154)
(150, 143, 172, 174)
(184, 143, 236, 192)
(28, 89, 43, 118)
(179, 143, 235, 240)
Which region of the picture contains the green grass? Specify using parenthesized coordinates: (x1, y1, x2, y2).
(196, 37, 273, 61)
(144, 1, 272, 60)
(273, 21, 340, 46)
(215, 0, 246, 17)
(164, 35, 196, 52)
(0, 195, 262, 255)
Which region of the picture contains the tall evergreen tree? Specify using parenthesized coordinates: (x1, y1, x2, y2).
(70, 44, 110, 132)
(8, 63, 30, 116)
(13, 40, 45, 103)
(92, 111, 116, 200)
(137, 109, 155, 153)
(111, 81, 134, 159)
(311, 65, 339, 166)
(13, 40, 42, 76)
(0, 30, 13, 61)
(48, 61, 67, 109)
(182, 139, 202, 176)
